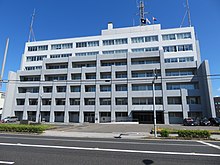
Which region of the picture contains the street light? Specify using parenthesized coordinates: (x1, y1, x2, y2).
(152, 68, 158, 137)
(38, 95, 42, 123)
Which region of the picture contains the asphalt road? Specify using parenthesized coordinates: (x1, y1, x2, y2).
(0, 134, 219, 165)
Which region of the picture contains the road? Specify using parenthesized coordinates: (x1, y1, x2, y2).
(0, 134, 219, 165)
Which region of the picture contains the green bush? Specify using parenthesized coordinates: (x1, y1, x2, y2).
(178, 130, 210, 139)
(0, 124, 49, 133)
(160, 129, 169, 137)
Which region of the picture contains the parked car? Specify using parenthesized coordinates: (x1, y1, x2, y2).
(1, 116, 18, 123)
(209, 118, 220, 126)
(200, 118, 211, 126)
(183, 118, 199, 126)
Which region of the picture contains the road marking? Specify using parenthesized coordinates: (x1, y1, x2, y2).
(0, 142, 220, 157)
(0, 136, 205, 147)
(197, 141, 220, 150)
(0, 161, 15, 164)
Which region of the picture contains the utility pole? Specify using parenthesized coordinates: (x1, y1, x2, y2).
(28, 9, 36, 42)
(152, 68, 158, 137)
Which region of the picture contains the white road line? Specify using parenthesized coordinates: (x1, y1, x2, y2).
(0, 161, 15, 164)
(0, 136, 205, 147)
(197, 141, 220, 150)
(0, 142, 220, 157)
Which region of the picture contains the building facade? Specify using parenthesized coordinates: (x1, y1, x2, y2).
(2, 23, 216, 124)
(214, 97, 220, 117)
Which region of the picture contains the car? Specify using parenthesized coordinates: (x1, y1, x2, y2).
(1, 116, 18, 123)
(209, 117, 220, 126)
(183, 118, 199, 126)
(200, 118, 211, 126)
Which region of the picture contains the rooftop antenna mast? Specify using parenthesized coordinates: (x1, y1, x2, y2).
(180, 0, 192, 27)
(138, 1, 148, 26)
(28, 9, 36, 42)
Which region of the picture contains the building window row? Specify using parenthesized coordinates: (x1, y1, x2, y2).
(162, 32, 191, 41)
(102, 49, 128, 55)
(166, 82, 199, 90)
(46, 63, 68, 70)
(101, 60, 127, 66)
(164, 56, 194, 63)
(26, 55, 47, 62)
(132, 97, 162, 105)
(25, 66, 42, 71)
(163, 44, 193, 52)
(132, 84, 162, 91)
(165, 69, 196, 76)
(131, 35, 158, 43)
(76, 41, 99, 48)
(75, 51, 99, 56)
(131, 47, 159, 53)
(50, 53, 72, 58)
(131, 57, 160, 65)
(72, 61, 96, 68)
(132, 70, 161, 78)
(28, 45, 48, 51)
(103, 38, 128, 46)
(51, 43, 73, 50)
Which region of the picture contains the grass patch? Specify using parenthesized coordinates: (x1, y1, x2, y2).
(0, 124, 52, 133)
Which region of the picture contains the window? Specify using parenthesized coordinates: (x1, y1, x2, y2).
(132, 84, 161, 91)
(70, 98, 80, 105)
(76, 41, 99, 48)
(103, 38, 127, 46)
(132, 97, 154, 105)
(70, 86, 81, 92)
(29, 99, 38, 105)
(85, 85, 96, 92)
(51, 43, 72, 50)
(45, 75, 67, 81)
(131, 70, 159, 78)
(87, 41, 99, 47)
(72, 62, 96, 68)
(166, 83, 199, 90)
(177, 32, 191, 39)
(100, 85, 111, 92)
(86, 73, 96, 79)
(28, 45, 48, 51)
(50, 53, 72, 58)
(17, 99, 25, 105)
(55, 98, 66, 105)
(187, 96, 201, 104)
(116, 98, 128, 105)
(145, 35, 158, 42)
(46, 63, 68, 69)
(166, 69, 196, 76)
(100, 98, 111, 105)
(132, 47, 159, 53)
(131, 37, 144, 43)
(75, 51, 99, 56)
(18, 87, 39, 93)
(56, 86, 66, 93)
(168, 97, 182, 104)
(20, 76, 40, 82)
(43, 86, 53, 93)
(101, 60, 126, 66)
(178, 44, 193, 51)
(116, 84, 127, 91)
(100, 72, 111, 79)
(162, 34, 176, 40)
(102, 49, 128, 55)
(131, 58, 160, 65)
(71, 74, 81, 80)
(26, 55, 47, 62)
(163, 46, 177, 52)
(42, 99, 51, 105)
(116, 72, 127, 78)
(85, 98, 95, 105)
(25, 66, 42, 71)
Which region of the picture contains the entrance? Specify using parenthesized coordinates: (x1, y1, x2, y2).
(84, 112, 95, 123)
(132, 111, 164, 124)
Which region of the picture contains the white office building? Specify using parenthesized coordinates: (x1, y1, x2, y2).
(2, 23, 216, 124)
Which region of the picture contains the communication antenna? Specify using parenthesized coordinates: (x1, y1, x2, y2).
(137, 1, 149, 26)
(28, 9, 36, 42)
(180, 0, 192, 27)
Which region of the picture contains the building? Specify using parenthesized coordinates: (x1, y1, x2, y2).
(0, 92, 5, 120)
(2, 23, 216, 124)
(214, 97, 220, 117)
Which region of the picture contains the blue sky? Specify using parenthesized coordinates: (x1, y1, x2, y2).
(0, 0, 219, 95)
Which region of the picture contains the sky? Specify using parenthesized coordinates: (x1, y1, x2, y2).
(0, 0, 219, 96)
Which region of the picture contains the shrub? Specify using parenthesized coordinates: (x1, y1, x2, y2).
(178, 130, 210, 139)
(160, 129, 169, 137)
(0, 124, 50, 133)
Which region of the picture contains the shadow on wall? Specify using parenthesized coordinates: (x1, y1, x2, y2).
(142, 159, 154, 165)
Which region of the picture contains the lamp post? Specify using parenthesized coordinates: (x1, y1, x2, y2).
(153, 68, 158, 137)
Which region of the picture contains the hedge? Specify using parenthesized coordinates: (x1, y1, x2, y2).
(0, 124, 50, 133)
(178, 130, 210, 139)
(160, 129, 169, 137)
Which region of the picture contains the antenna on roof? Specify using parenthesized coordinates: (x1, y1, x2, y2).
(137, 1, 149, 26)
(180, 0, 192, 27)
(28, 9, 36, 42)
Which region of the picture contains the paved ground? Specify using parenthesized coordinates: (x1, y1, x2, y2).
(42, 123, 220, 140)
